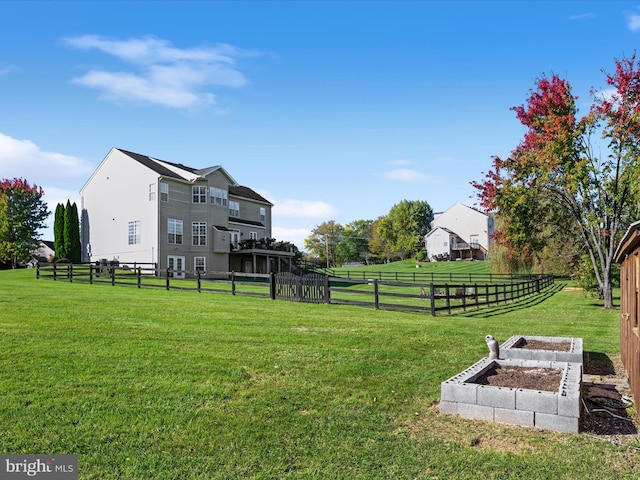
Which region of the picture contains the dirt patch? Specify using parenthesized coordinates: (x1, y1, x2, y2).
(582, 353, 639, 444)
(515, 339, 572, 352)
(471, 364, 562, 392)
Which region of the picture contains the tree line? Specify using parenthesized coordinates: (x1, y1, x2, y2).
(303, 199, 433, 267)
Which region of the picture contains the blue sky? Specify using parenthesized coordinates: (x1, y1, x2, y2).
(1, 1, 639, 249)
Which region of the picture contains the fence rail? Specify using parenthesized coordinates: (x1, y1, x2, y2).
(37, 263, 554, 316)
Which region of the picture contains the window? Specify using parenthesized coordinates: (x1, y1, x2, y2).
(210, 187, 228, 206)
(168, 219, 183, 244)
(229, 201, 240, 218)
(250, 231, 258, 240)
(128, 220, 140, 245)
(192, 222, 207, 246)
(160, 182, 169, 202)
(193, 185, 207, 203)
(149, 184, 156, 201)
(260, 207, 266, 222)
(194, 257, 206, 273)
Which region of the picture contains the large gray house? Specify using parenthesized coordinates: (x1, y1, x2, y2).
(80, 148, 294, 276)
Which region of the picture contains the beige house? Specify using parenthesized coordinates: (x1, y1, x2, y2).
(424, 203, 493, 261)
(80, 148, 294, 276)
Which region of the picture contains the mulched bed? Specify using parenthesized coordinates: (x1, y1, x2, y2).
(515, 339, 571, 352)
(471, 365, 562, 392)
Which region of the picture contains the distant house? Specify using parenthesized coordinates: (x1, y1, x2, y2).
(28, 240, 55, 267)
(80, 148, 295, 277)
(424, 203, 493, 261)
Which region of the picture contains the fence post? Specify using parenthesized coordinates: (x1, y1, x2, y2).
(137, 267, 142, 289)
(53, 262, 57, 281)
(429, 283, 436, 316)
(89, 264, 93, 284)
(324, 275, 330, 304)
(445, 284, 451, 314)
(462, 283, 466, 311)
(166, 269, 171, 290)
(111, 266, 115, 286)
(374, 279, 379, 310)
(270, 272, 276, 300)
(69, 263, 73, 283)
(197, 270, 201, 293)
(36, 263, 40, 279)
(231, 271, 236, 295)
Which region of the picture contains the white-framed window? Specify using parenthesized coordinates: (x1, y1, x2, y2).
(260, 207, 266, 222)
(250, 231, 258, 240)
(229, 200, 240, 218)
(193, 185, 207, 203)
(192, 222, 207, 246)
(149, 184, 156, 201)
(168, 219, 183, 244)
(210, 187, 228, 206)
(128, 220, 141, 245)
(470, 235, 479, 248)
(160, 182, 169, 202)
(194, 257, 206, 273)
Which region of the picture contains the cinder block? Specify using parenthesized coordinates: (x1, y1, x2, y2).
(535, 413, 579, 433)
(516, 389, 558, 414)
(441, 382, 478, 404)
(439, 400, 458, 415)
(494, 407, 534, 427)
(458, 403, 494, 422)
(558, 392, 581, 418)
(521, 360, 552, 369)
(477, 386, 516, 409)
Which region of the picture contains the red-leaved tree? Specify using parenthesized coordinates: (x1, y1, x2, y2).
(0, 178, 50, 268)
(473, 54, 640, 309)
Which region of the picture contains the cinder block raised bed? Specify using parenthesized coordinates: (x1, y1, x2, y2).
(440, 358, 582, 433)
(499, 335, 583, 364)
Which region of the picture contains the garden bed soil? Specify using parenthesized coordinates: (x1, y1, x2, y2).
(472, 364, 562, 392)
(515, 339, 571, 352)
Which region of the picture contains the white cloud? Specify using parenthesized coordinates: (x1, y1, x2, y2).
(569, 13, 594, 21)
(0, 65, 18, 76)
(628, 13, 640, 32)
(64, 35, 252, 109)
(272, 199, 340, 219)
(0, 132, 94, 186)
(272, 226, 311, 250)
(382, 168, 427, 182)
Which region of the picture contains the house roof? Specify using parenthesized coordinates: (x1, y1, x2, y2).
(229, 185, 272, 205)
(118, 148, 199, 180)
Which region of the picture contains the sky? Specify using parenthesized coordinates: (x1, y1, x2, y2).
(1, 1, 639, 250)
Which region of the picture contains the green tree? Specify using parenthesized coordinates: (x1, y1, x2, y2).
(53, 202, 65, 259)
(335, 219, 373, 264)
(473, 54, 640, 309)
(304, 221, 343, 268)
(63, 200, 81, 263)
(0, 178, 50, 268)
(375, 200, 434, 259)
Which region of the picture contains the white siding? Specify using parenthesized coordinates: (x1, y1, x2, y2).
(80, 149, 159, 264)
(431, 203, 490, 251)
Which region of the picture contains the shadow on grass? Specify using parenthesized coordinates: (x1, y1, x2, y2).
(452, 282, 566, 318)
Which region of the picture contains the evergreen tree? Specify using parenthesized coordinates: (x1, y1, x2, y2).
(53, 203, 65, 259)
(63, 200, 81, 263)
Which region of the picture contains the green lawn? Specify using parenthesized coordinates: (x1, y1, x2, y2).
(0, 268, 637, 479)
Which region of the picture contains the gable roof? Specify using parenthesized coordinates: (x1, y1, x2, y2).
(229, 185, 272, 205)
(117, 148, 199, 181)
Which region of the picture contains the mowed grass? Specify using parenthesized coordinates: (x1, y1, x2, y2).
(0, 268, 637, 479)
